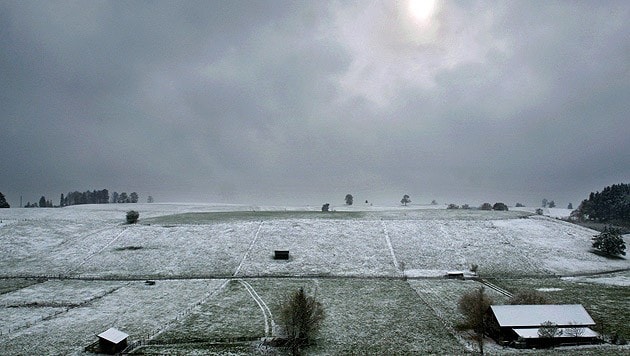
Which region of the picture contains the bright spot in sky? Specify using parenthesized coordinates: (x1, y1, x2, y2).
(409, 0, 436, 23)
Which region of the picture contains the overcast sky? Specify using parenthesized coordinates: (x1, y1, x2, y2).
(1, 0, 628, 207)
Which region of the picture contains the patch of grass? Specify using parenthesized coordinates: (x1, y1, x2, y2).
(300, 278, 463, 354)
(144, 210, 366, 225)
(0, 278, 41, 294)
(132, 342, 253, 354)
(154, 280, 265, 343)
(113, 246, 144, 251)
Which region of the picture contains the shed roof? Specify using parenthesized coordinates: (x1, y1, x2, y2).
(490, 304, 595, 327)
(513, 327, 599, 339)
(97, 328, 129, 344)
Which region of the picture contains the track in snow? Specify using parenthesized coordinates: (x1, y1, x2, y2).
(233, 221, 264, 277)
(238, 279, 276, 337)
(381, 221, 400, 272)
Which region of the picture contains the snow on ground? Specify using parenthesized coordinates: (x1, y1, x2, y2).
(0, 279, 225, 355)
(237, 219, 399, 277)
(0, 203, 628, 354)
(1, 203, 627, 279)
(563, 275, 630, 287)
(536, 287, 563, 292)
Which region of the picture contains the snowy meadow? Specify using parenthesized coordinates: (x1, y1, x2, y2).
(0, 203, 628, 354)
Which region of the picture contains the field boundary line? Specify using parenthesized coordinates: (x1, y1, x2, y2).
(71, 227, 129, 272)
(2, 283, 126, 338)
(233, 221, 264, 277)
(381, 221, 400, 273)
(411, 286, 476, 353)
(125, 279, 230, 354)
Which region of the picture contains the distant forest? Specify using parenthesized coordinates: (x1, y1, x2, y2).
(20, 189, 141, 208)
(575, 183, 630, 224)
(61, 190, 139, 206)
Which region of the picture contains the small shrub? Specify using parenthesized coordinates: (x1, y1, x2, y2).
(480, 203, 492, 211)
(469, 263, 478, 274)
(457, 287, 493, 333)
(126, 210, 140, 224)
(447, 203, 459, 209)
(509, 290, 551, 305)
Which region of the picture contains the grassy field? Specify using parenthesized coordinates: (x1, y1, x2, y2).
(0, 203, 628, 355)
(144, 210, 367, 225)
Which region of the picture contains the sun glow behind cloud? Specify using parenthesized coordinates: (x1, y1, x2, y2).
(409, 0, 437, 24)
(333, 0, 502, 108)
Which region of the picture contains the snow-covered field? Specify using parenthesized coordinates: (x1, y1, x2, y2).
(0, 203, 628, 355)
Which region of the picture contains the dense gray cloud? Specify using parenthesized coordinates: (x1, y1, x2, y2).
(1, 0, 628, 207)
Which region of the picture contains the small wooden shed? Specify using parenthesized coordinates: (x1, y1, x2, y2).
(274, 250, 290, 260)
(97, 327, 129, 354)
(446, 271, 465, 280)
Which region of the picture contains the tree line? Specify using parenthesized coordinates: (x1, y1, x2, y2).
(574, 183, 630, 223)
(16, 189, 142, 208)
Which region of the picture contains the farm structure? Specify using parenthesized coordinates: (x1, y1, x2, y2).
(95, 327, 128, 354)
(274, 250, 290, 260)
(488, 304, 599, 348)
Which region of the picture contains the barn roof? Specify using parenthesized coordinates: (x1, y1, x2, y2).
(97, 328, 129, 344)
(490, 304, 595, 327)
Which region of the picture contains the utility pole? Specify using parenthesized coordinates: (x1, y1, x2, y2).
(20, 195, 22, 208)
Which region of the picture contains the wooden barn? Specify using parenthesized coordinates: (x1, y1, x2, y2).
(96, 327, 129, 354)
(488, 304, 599, 348)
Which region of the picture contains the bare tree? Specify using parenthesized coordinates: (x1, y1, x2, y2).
(538, 320, 562, 348)
(458, 287, 493, 354)
(565, 322, 585, 338)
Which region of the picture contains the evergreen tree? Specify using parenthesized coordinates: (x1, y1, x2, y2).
(344, 194, 353, 205)
(130, 192, 139, 203)
(592, 226, 626, 256)
(0, 192, 10, 208)
(39, 196, 46, 208)
(118, 192, 129, 203)
(577, 183, 630, 223)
